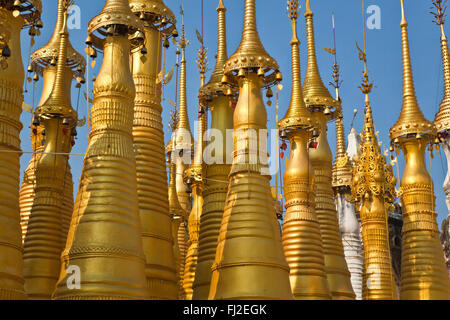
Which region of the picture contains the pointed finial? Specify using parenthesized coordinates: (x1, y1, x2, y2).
(279, 0, 315, 130)
(176, 0, 193, 144)
(390, 0, 435, 141)
(200, 0, 231, 99)
(331, 14, 352, 189)
(303, 0, 338, 111)
(432, 0, 450, 133)
(218, 0, 225, 10)
(223, 0, 279, 86)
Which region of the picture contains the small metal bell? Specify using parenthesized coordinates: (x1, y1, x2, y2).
(279, 129, 288, 140)
(85, 35, 93, 46)
(324, 107, 331, 116)
(32, 117, 40, 126)
(35, 19, 44, 29)
(106, 25, 115, 36)
(1, 46, 11, 58)
(221, 74, 229, 85)
(257, 67, 265, 77)
(172, 29, 179, 38)
(27, 65, 33, 73)
(275, 71, 283, 82)
(141, 45, 147, 55)
(163, 38, 170, 49)
(62, 118, 70, 126)
(266, 87, 273, 99)
(33, 73, 39, 82)
(50, 57, 57, 66)
(238, 68, 245, 78)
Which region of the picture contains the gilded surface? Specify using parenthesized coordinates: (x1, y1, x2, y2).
(0, 8, 26, 300)
(279, 0, 330, 300)
(53, 34, 148, 300)
(390, 0, 450, 300)
(130, 7, 178, 298)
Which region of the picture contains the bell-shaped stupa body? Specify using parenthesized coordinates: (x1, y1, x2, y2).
(0, 1, 42, 300)
(302, 0, 354, 300)
(129, 0, 178, 300)
(352, 96, 398, 300)
(278, 0, 330, 300)
(21, 1, 84, 299)
(209, 0, 293, 300)
(53, 0, 149, 300)
(389, 0, 450, 300)
(193, 0, 235, 300)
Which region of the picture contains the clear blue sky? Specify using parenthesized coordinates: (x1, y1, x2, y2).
(19, 0, 450, 227)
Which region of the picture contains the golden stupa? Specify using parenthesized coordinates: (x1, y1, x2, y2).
(208, 0, 293, 300)
(350, 15, 398, 299)
(389, 0, 450, 300)
(129, 0, 178, 300)
(53, 0, 149, 300)
(193, 0, 235, 300)
(0, 0, 42, 300)
(21, 0, 85, 300)
(302, 0, 355, 300)
(278, 0, 330, 300)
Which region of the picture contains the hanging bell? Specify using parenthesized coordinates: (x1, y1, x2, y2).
(1, 45, 11, 58)
(62, 118, 70, 126)
(71, 127, 78, 137)
(266, 87, 273, 99)
(132, 31, 145, 42)
(141, 45, 147, 55)
(77, 65, 83, 73)
(106, 25, 115, 36)
(35, 19, 44, 29)
(27, 65, 33, 73)
(312, 128, 320, 138)
(275, 71, 283, 82)
(92, 76, 97, 82)
(389, 145, 394, 152)
(176, 48, 181, 55)
(221, 74, 229, 85)
(394, 138, 399, 144)
(172, 28, 179, 38)
(139, 12, 146, 21)
(324, 106, 331, 116)
(163, 38, 170, 49)
(33, 73, 39, 82)
(32, 117, 40, 126)
(13, 0, 21, 8)
(225, 88, 233, 96)
(238, 68, 245, 78)
(279, 129, 288, 140)
(50, 57, 57, 66)
(185, 177, 193, 194)
(28, 27, 37, 37)
(257, 67, 265, 77)
(85, 35, 93, 46)
(90, 48, 97, 59)
(415, 132, 421, 139)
